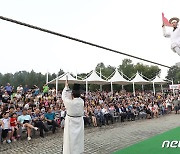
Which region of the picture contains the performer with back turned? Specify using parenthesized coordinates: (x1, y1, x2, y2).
(62, 76, 84, 154)
(162, 16, 180, 56)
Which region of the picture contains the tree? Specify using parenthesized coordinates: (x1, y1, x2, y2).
(13, 71, 25, 88)
(0, 73, 3, 86)
(96, 62, 105, 69)
(0, 60, 163, 92)
(166, 65, 180, 83)
(90, 63, 115, 91)
(175, 72, 180, 84)
(96, 63, 115, 80)
(134, 63, 160, 80)
(58, 69, 64, 76)
(1, 73, 13, 86)
(118, 59, 135, 79)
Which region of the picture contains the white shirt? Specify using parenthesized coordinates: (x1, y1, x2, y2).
(24, 103, 29, 109)
(17, 86, 23, 92)
(163, 26, 180, 49)
(2, 118, 10, 129)
(15, 93, 22, 99)
(99, 99, 103, 104)
(119, 108, 123, 113)
(102, 108, 109, 114)
(61, 110, 66, 117)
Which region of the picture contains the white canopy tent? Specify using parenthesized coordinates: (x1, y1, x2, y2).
(108, 69, 131, 93)
(151, 76, 168, 95)
(47, 73, 64, 84)
(130, 72, 151, 96)
(83, 70, 108, 94)
(48, 72, 85, 94)
(48, 72, 85, 84)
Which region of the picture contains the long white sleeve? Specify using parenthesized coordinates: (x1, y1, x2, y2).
(162, 27, 171, 38)
(62, 86, 72, 107)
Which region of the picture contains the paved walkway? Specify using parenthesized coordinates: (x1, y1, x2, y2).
(1, 113, 180, 154)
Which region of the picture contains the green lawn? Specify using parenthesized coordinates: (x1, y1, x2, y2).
(113, 127, 180, 154)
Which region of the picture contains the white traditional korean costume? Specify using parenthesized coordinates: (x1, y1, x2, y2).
(163, 26, 180, 56)
(62, 86, 84, 154)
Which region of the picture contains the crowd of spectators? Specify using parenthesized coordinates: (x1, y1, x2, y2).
(0, 83, 180, 144)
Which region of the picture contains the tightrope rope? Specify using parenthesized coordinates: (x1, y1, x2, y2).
(0, 16, 171, 69)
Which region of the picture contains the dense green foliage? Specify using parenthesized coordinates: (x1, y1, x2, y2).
(166, 65, 180, 84)
(0, 59, 179, 91)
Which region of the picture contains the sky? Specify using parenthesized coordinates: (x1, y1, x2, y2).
(0, 0, 179, 79)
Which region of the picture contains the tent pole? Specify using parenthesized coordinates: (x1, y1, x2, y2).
(111, 82, 113, 93)
(100, 68, 102, 91)
(153, 82, 155, 96)
(172, 80, 175, 96)
(56, 74, 58, 95)
(133, 82, 135, 96)
(161, 84, 163, 94)
(46, 71, 48, 84)
(142, 85, 144, 91)
(76, 69, 78, 80)
(86, 80, 88, 95)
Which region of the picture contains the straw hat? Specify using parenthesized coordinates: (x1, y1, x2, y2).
(169, 17, 179, 24)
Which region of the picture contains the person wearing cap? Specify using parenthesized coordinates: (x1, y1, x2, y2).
(62, 81, 84, 154)
(162, 17, 180, 56)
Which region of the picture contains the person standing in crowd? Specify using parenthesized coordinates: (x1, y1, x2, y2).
(4, 83, 12, 96)
(162, 17, 180, 56)
(17, 85, 23, 94)
(23, 85, 29, 94)
(43, 84, 49, 96)
(62, 80, 84, 154)
(173, 96, 180, 114)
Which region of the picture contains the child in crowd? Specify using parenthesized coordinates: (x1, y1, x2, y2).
(1, 112, 12, 144)
(10, 113, 19, 141)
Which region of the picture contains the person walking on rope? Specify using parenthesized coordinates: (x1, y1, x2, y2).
(162, 16, 180, 56)
(62, 79, 84, 154)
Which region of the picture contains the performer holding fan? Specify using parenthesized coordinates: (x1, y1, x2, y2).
(62, 75, 84, 154)
(162, 13, 180, 56)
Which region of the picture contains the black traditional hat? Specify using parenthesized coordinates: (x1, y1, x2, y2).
(72, 84, 81, 98)
(72, 84, 81, 91)
(72, 84, 85, 98)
